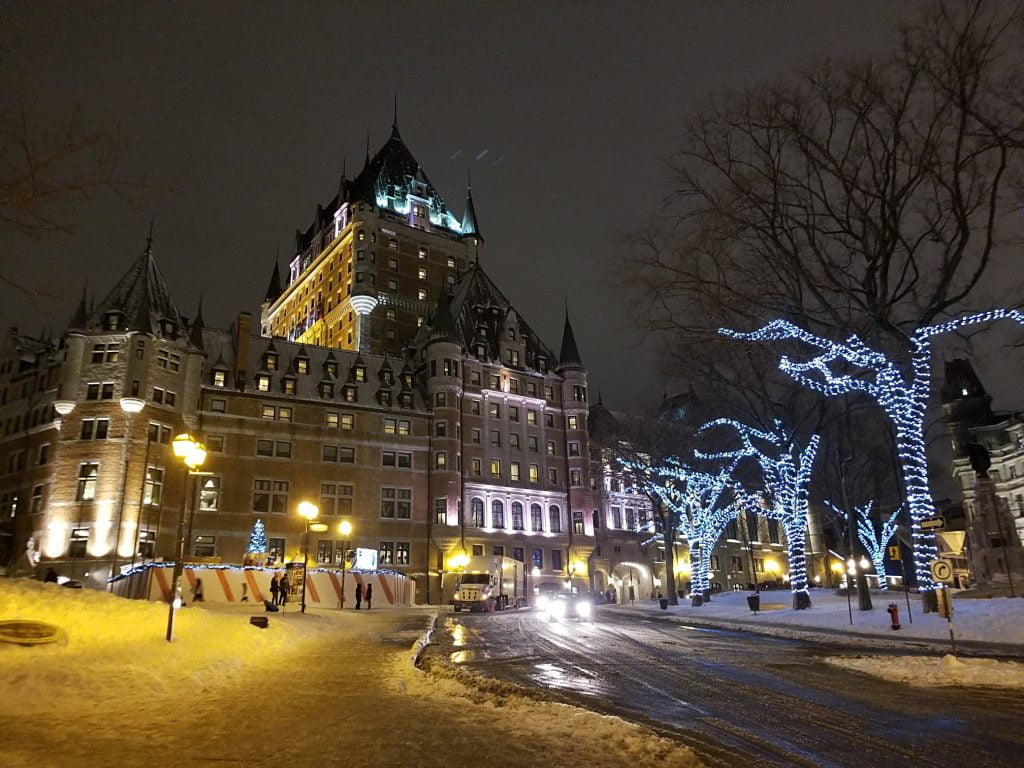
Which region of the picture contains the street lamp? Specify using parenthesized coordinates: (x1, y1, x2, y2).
(338, 519, 353, 610)
(298, 501, 326, 614)
(165, 433, 207, 642)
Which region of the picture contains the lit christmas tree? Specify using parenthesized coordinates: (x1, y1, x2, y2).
(247, 519, 267, 553)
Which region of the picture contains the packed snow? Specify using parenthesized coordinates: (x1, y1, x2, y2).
(0, 580, 701, 768)
(825, 654, 1024, 689)
(614, 589, 1024, 651)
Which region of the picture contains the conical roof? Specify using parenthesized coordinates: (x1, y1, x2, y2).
(264, 258, 283, 303)
(557, 313, 584, 370)
(461, 185, 483, 241)
(425, 291, 460, 345)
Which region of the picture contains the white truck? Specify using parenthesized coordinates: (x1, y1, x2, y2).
(452, 555, 523, 612)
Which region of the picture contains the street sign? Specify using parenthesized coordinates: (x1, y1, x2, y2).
(930, 558, 954, 583)
(888, 545, 902, 561)
(920, 517, 945, 531)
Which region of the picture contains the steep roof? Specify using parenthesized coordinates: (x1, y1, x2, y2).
(460, 184, 483, 241)
(264, 258, 283, 303)
(79, 237, 188, 340)
(557, 313, 584, 370)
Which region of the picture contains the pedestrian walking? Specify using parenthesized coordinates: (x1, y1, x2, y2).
(240, 583, 250, 603)
(269, 573, 280, 605)
(279, 573, 290, 605)
(355, 582, 363, 610)
(192, 578, 205, 603)
(365, 583, 373, 610)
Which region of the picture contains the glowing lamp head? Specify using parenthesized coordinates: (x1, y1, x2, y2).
(338, 520, 353, 537)
(298, 501, 319, 521)
(119, 397, 145, 414)
(173, 434, 207, 469)
(448, 552, 470, 570)
(53, 400, 76, 416)
(350, 285, 379, 316)
(309, 522, 329, 533)
(765, 559, 781, 574)
(859, 556, 871, 570)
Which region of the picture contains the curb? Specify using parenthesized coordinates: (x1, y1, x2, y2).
(410, 608, 442, 668)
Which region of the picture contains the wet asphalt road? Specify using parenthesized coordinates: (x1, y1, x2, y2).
(429, 606, 1024, 767)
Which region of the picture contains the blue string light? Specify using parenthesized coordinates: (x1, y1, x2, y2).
(722, 309, 1024, 593)
(826, 500, 900, 590)
(696, 419, 819, 608)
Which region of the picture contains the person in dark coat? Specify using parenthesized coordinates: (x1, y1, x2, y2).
(192, 578, 205, 602)
(279, 573, 289, 605)
(43, 567, 59, 583)
(354, 582, 363, 610)
(269, 573, 280, 605)
(365, 583, 373, 610)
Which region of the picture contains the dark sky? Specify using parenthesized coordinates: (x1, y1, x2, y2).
(1, 1, 958, 411)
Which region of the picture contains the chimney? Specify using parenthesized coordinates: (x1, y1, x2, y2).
(234, 311, 252, 389)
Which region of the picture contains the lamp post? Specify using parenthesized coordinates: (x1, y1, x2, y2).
(165, 433, 207, 642)
(338, 519, 353, 609)
(298, 501, 325, 614)
(110, 397, 145, 584)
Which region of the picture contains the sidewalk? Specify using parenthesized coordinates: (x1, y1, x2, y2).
(607, 590, 1024, 658)
(0, 579, 700, 768)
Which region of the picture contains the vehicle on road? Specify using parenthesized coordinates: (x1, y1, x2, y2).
(452, 556, 523, 612)
(538, 592, 592, 621)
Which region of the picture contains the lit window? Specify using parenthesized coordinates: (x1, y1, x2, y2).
(418, 267, 427, 280)
(510, 462, 521, 481)
(417, 288, 428, 301)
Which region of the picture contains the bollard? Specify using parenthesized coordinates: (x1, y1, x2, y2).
(887, 602, 901, 630)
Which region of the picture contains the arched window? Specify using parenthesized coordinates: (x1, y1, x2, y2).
(549, 505, 562, 533)
(491, 500, 505, 529)
(531, 503, 543, 532)
(511, 502, 524, 530)
(471, 498, 484, 528)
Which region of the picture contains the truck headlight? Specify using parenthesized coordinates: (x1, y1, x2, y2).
(550, 600, 566, 618)
(576, 600, 592, 618)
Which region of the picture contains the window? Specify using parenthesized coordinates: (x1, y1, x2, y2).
(767, 519, 780, 544)
(435, 392, 446, 407)
(490, 374, 500, 389)
(491, 430, 501, 447)
(507, 350, 520, 366)
(571, 469, 582, 486)
(342, 386, 357, 402)
(471, 458, 481, 476)
(381, 487, 412, 519)
(528, 436, 538, 452)
(323, 445, 355, 463)
(257, 440, 291, 458)
(549, 505, 562, 533)
(69, 528, 89, 557)
(568, 442, 580, 457)
(510, 433, 520, 450)
(382, 451, 412, 468)
(137, 530, 156, 558)
(471, 498, 485, 527)
(320, 483, 354, 515)
(625, 507, 637, 531)
(573, 511, 584, 534)
(529, 464, 540, 483)
(527, 410, 537, 426)
(76, 463, 99, 501)
(490, 459, 501, 478)
(531, 503, 543, 531)
(492, 545, 505, 557)
(435, 421, 446, 437)
(30, 485, 43, 514)
(147, 422, 172, 444)
(592, 509, 601, 530)
(210, 398, 226, 413)
(282, 378, 296, 395)
(510, 462, 520, 481)
(91, 343, 120, 363)
(257, 376, 270, 392)
(264, 352, 279, 371)
(472, 544, 484, 556)
(316, 540, 334, 563)
(545, 413, 555, 428)
(509, 406, 519, 422)
(532, 548, 543, 569)
(418, 267, 427, 280)
(512, 502, 524, 530)
(435, 451, 446, 469)
(551, 549, 563, 572)
(745, 509, 760, 542)
(261, 404, 276, 419)
(470, 400, 481, 415)
(37, 443, 49, 465)
(396, 541, 410, 565)
(417, 288, 428, 301)
(253, 479, 289, 514)
(547, 468, 558, 484)
(435, 498, 448, 525)
(567, 415, 579, 430)
(193, 536, 216, 557)
(296, 358, 309, 375)
(86, 382, 100, 400)
(80, 418, 109, 440)
(384, 418, 411, 435)
(546, 440, 556, 455)
(207, 435, 224, 453)
(268, 538, 285, 563)
(489, 403, 500, 418)
(471, 428, 481, 444)
(491, 500, 505, 528)
(143, 467, 164, 505)
(157, 349, 181, 372)
(198, 476, 221, 511)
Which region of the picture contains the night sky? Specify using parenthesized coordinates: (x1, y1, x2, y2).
(3, 1, 975, 412)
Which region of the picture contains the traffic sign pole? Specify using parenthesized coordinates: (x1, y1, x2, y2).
(898, 542, 912, 624)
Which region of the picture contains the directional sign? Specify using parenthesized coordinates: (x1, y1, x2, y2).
(888, 545, 902, 561)
(920, 517, 945, 531)
(930, 558, 954, 584)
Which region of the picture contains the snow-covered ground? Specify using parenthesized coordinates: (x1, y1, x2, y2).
(613, 589, 1024, 651)
(824, 653, 1024, 688)
(0, 580, 700, 768)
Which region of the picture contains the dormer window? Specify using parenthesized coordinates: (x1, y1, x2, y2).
(343, 385, 357, 403)
(104, 312, 122, 331)
(256, 375, 270, 392)
(325, 361, 338, 378)
(264, 353, 278, 371)
(379, 390, 392, 407)
(400, 393, 413, 408)
(537, 357, 547, 373)
(401, 373, 413, 388)
(213, 370, 226, 388)
(381, 369, 394, 386)
(358, 230, 365, 241)
(160, 319, 176, 337)
(282, 377, 296, 395)
(297, 359, 309, 374)
(418, 247, 427, 259)
(389, 238, 398, 250)
(354, 366, 366, 382)
(320, 382, 334, 399)
(476, 344, 486, 359)
(508, 329, 515, 341)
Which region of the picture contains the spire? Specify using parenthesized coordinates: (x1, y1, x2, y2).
(391, 92, 401, 140)
(68, 281, 89, 330)
(189, 293, 205, 349)
(145, 217, 154, 256)
(426, 291, 459, 345)
(460, 174, 483, 242)
(264, 251, 283, 304)
(364, 130, 371, 168)
(557, 309, 584, 371)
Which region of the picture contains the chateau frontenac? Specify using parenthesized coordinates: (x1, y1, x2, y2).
(0, 120, 790, 602)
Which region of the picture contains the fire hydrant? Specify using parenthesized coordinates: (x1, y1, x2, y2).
(887, 602, 901, 631)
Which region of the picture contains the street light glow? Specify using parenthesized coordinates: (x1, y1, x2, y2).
(338, 520, 353, 537)
(298, 501, 319, 520)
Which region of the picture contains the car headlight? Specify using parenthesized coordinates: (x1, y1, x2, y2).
(536, 595, 550, 610)
(550, 600, 567, 618)
(576, 600, 592, 618)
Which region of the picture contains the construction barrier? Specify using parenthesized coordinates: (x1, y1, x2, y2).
(109, 563, 415, 608)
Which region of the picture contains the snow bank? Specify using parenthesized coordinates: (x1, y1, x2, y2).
(824, 653, 1024, 688)
(399, 625, 703, 767)
(0, 578, 306, 715)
